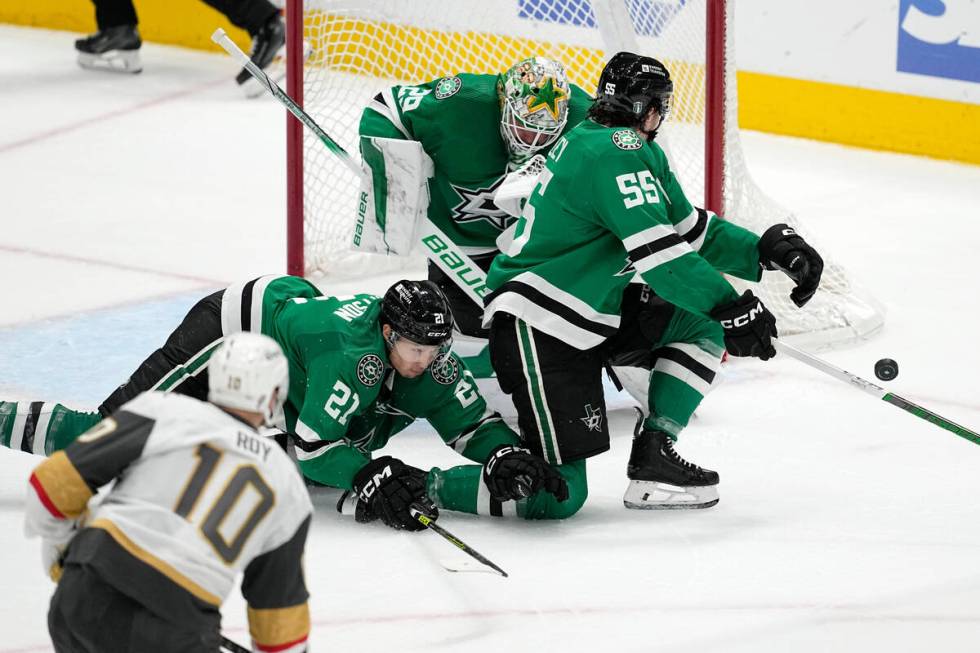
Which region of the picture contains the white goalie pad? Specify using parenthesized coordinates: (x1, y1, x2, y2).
(492, 153, 547, 219)
(353, 137, 433, 256)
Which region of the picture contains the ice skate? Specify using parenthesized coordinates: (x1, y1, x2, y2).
(624, 410, 719, 510)
(236, 14, 286, 93)
(75, 25, 142, 74)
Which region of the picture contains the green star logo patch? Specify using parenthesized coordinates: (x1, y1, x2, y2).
(612, 129, 643, 151)
(434, 76, 462, 100)
(525, 76, 568, 120)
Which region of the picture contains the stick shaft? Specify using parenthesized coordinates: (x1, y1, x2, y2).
(411, 508, 508, 577)
(773, 339, 980, 445)
(210, 28, 487, 307)
(220, 635, 250, 653)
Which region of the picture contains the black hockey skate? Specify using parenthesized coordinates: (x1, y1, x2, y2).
(624, 409, 719, 510)
(75, 25, 142, 74)
(235, 14, 286, 86)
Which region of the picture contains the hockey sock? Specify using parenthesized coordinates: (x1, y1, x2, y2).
(427, 459, 587, 520)
(646, 338, 724, 438)
(0, 401, 101, 457)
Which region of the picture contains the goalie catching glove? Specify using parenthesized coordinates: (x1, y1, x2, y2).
(711, 290, 778, 361)
(757, 223, 824, 307)
(483, 445, 569, 502)
(352, 456, 438, 531)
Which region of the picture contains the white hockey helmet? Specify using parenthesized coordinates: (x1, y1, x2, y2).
(498, 56, 571, 162)
(208, 332, 289, 427)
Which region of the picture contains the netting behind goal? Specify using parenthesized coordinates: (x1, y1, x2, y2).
(286, 0, 883, 347)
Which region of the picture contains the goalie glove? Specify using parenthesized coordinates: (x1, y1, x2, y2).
(711, 290, 778, 361)
(757, 223, 824, 307)
(352, 456, 438, 531)
(483, 445, 569, 502)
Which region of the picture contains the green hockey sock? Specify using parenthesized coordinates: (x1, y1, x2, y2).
(0, 401, 101, 456)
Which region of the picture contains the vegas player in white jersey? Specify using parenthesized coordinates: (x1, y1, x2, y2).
(24, 333, 313, 653)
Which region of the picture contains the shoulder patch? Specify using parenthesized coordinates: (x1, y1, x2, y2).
(430, 356, 460, 385)
(434, 76, 462, 100)
(356, 354, 385, 387)
(611, 129, 643, 151)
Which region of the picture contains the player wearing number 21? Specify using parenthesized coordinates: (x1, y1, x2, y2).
(484, 52, 825, 512)
(24, 333, 312, 653)
(4, 277, 569, 532)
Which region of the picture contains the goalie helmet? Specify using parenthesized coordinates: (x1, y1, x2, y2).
(381, 280, 454, 353)
(208, 332, 289, 427)
(590, 51, 673, 137)
(497, 57, 571, 162)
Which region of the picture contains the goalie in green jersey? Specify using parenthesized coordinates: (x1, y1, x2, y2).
(356, 56, 593, 376)
(483, 52, 825, 513)
(1, 278, 570, 529)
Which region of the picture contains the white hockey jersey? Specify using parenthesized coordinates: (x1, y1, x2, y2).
(25, 392, 313, 653)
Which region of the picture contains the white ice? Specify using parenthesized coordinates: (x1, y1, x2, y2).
(2, 25, 980, 653)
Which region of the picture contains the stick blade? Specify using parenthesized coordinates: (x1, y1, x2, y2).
(439, 558, 508, 577)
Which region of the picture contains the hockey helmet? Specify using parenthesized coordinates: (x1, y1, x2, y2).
(497, 57, 571, 162)
(208, 332, 289, 427)
(591, 52, 673, 127)
(381, 280, 454, 365)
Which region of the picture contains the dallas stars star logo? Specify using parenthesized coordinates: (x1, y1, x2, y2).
(580, 404, 603, 432)
(615, 257, 636, 277)
(449, 175, 511, 230)
(526, 77, 568, 120)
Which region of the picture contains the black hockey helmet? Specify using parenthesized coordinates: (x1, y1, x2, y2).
(590, 51, 673, 128)
(380, 280, 455, 347)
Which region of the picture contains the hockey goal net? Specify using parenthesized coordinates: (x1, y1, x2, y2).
(285, 0, 883, 347)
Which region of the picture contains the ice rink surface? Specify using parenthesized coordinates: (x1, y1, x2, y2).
(2, 25, 979, 653)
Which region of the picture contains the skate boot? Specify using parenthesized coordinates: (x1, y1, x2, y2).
(623, 411, 719, 510)
(75, 25, 142, 74)
(235, 14, 286, 86)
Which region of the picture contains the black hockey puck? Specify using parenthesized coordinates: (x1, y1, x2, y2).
(874, 358, 899, 381)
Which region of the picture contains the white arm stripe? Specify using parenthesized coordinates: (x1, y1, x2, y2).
(621, 224, 677, 252)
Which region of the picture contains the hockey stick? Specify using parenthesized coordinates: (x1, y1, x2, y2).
(409, 505, 509, 577)
(210, 28, 489, 307)
(220, 635, 250, 653)
(773, 339, 980, 446)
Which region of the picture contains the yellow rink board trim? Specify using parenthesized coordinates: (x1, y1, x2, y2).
(738, 71, 980, 165)
(3, 4, 977, 164)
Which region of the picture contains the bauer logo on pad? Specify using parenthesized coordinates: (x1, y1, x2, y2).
(897, 0, 980, 83)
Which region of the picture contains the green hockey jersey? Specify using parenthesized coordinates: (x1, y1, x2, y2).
(262, 280, 517, 489)
(359, 72, 593, 253)
(484, 120, 764, 350)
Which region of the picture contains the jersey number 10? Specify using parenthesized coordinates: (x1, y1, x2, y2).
(174, 443, 275, 564)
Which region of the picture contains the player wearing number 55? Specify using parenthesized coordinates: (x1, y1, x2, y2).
(4, 277, 569, 531)
(25, 333, 312, 653)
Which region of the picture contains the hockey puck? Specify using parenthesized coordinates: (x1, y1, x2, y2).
(874, 358, 899, 381)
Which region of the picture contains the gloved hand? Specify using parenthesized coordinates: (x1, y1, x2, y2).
(352, 456, 438, 531)
(758, 223, 824, 307)
(483, 445, 569, 502)
(710, 290, 778, 360)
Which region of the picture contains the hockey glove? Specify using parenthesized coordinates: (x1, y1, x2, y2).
(710, 290, 778, 360)
(758, 223, 824, 307)
(483, 445, 569, 502)
(352, 456, 438, 531)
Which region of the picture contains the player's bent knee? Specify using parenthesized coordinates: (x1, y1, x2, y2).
(522, 460, 588, 520)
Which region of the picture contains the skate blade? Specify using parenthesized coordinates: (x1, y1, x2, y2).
(623, 480, 719, 510)
(77, 50, 142, 74)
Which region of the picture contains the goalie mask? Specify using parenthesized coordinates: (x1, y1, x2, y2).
(208, 332, 289, 427)
(498, 57, 571, 162)
(381, 280, 454, 369)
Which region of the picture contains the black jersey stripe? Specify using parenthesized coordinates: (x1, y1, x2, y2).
(627, 233, 686, 267)
(654, 346, 716, 385)
(373, 91, 386, 105)
(484, 282, 619, 340)
(21, 401, 42, 454)
(680, 208, 709, 245)
(291, 437, 338, 454)
(240, 278, 258, 332)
